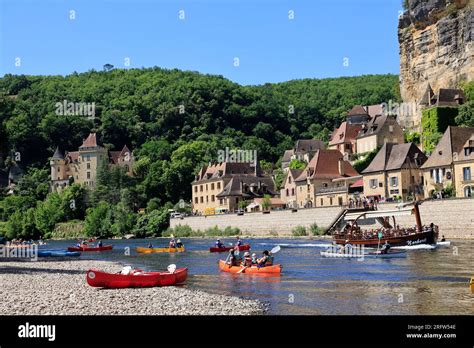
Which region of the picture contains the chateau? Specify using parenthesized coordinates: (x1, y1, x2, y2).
(50, 133, 134, 192)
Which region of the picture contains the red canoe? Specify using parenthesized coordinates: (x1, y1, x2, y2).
(86, 268, 188, 288)
(68, 245, 113, 252)
(209, 244, 251, 253)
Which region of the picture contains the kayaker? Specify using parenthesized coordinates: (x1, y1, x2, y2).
(242, 252, 252, 267)
(226, 249, 238, 266)
(169, 239, 176, 248)
(266, 251, 274, 266)
(257, 250, 270, 268)
(215, 239, 224, 248)
(236, 237, 242, 247)
(441, 235, 446, 242)
(380, 241, 391, 254)
(251, 253, 258, 265)
(97, 240, 103, 247)
(148, 242, 153, 248)
(176, 239, 184, 248)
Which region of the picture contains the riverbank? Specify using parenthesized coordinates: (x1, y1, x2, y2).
(0, 260, 266, 315)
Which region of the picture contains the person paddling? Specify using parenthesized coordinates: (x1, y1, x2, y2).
(169, 239, 176, 248)
(97, 240, 103, 247)
(380, 241, 391, 254)
(215, 239, 224, 248)
(176, 239, 183, 248)
(226, 249, 237, 266)
(148, 242, 153, 248)
(257, 250, 270, 268)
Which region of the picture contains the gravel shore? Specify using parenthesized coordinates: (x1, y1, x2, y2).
(0, 260, 266, 315)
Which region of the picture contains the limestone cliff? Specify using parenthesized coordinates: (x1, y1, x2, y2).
(398, 0, 474, 127)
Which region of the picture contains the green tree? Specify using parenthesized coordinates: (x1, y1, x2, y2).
(289, 159, 306, 170)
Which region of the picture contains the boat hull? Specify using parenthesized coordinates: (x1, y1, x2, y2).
(334, 231, 436, 247)
(320, 250, 407, 258)
(210, 244, 251, 252)
(68, 245, 113, 252)
(136, 247, 185, 253)
(86, 268, 188, 288)
(218, 260, 281, 274)
(38, 250, 81, 257)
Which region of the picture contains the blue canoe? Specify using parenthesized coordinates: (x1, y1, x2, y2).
(38, 250, 81, 257)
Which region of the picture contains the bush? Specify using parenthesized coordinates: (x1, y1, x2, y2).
(422, 107, 458, 152)
(309, 223, 325, 236)
(163, 225, 241, 237)
(50, 220, 86, 239)
(292, 226, 307, 236)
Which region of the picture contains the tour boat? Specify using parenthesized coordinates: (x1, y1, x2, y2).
(332, 202, 438, 247)
(136, 246, 185, 253)
(67, 245, 113, 252)
(210, 244, 251, 253)
(86, 268, 188, 288)
(218, 260, 281, 274)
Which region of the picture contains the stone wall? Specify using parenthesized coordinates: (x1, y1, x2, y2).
(171, 198, 474, 239)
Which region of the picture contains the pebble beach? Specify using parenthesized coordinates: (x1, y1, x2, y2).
(0, 259, 266, 315)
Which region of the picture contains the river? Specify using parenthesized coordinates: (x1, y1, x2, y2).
(39, 238, 473, 315)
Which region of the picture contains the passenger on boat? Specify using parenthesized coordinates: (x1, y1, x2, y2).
(97, 240, 103, 247)
(226, 249, 238, 266)
(257, 250, 270, 267)
(169, 239, 176, 248)
(148, 242, 153, 248)
(380, 241, 391, 254)
(251, 253, 258, 265)
(441, 235, 446, 242)
(215, 239, 224, 248)
(236, 237, 242, 247)
(176, 239, 183, 248)
(242, 252, 252, 267)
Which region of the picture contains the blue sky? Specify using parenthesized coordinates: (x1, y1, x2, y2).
(0, 0, 403, 85)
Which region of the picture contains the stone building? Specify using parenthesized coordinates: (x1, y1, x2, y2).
(355, 115, 404, 154)
(281, 139, 325, 171)
(50, 133, 134, 192)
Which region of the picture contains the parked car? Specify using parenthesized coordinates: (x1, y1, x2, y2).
(236, 209, 245, 216)
(170, 212, 184, 219)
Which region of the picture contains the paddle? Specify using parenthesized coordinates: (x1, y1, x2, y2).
(167, 264, 177, 274)
(238, 245, 281, 273)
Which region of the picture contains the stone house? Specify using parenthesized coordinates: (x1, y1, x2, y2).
(294, 149, 358, 208)
(50, 133, 134, 192)
(355, 115, 404, 154)
(280, 168, 303, 208)
(281, 139, 325, 171)
(362, 142, 427, 201)
(192, 162, 276, 215)
(421, 126, 474, 198)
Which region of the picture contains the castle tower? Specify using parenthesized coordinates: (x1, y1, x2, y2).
(50, 147, 66, 181)
(77, 133, 108, 187)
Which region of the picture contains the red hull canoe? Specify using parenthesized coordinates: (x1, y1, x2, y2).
(210, 244, 251, 253)
(68, 245, 113, 252)
(86, 268, 188, 288)
(218, 260, 281, 274)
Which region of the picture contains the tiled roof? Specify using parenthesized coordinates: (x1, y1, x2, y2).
(328, 121, 361, 146)
(79, 133, 102, 148)
(282, 149, 295, 163)
(366, 104, 383, 118)
(194, 162, 260, 182)
(348, 105, 368, 116)
(363, 143, 427, 173)
(66, 151, 79, 162)
(294, 139, 325, 154)
(421, 126, 474, 168)
(52, 147, 65, 160)
(216, 176, 275, 198)
(356, 115, 399, 139)
(295, 149, 358, 181)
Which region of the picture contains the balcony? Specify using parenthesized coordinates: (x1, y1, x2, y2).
(315, 186, 347, 194)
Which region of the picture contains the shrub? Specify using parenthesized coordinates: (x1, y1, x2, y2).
(309, 223, 325, 236)
(292, 226, 307, 236)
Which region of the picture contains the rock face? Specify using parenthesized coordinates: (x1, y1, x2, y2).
(398, 0, 474, 128)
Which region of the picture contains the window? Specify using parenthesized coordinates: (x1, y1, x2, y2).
(390, 177, 398, 187)
(206, 196, 208, 203)
(389, 125, 394, 132)
(87, 155, 90, 162)
(320, 199, 323, 206)
(206, 184, 208, 191)
(87, 172, 90, 179)
(291, 188, 295, 196)
(194, 186, 198, 193)
(211, 183, 214, 190)
(463, 167, 471, 181)
(465, 148, 472, 156)
(57, 167, 60, 173)
(217, 182, 221, 190)
(200, 185, 203, 192)
(464, 186, 472, 198)
(369, 179, 378, 188)
(379, 182, 383, 187)
(286, 189, 289, 196)
(288, 177, 292, 184)
(194, 197, 198, 204)
(338, 197, 343, 206)
(329, 198, 333, 205)
(211, 195, 215, 202)
(87, 163, 91, 169)
(200, 197, 203, 203)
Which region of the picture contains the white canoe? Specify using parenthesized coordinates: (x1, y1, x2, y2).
(436, 241, 451, 247)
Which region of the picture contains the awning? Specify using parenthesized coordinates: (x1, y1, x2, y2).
(246, 203, 259, 209)
(350, 179, 364, 188)
(345, 207, 414, 220)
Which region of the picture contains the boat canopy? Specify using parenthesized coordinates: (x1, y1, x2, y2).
(345, 207, 414, 221)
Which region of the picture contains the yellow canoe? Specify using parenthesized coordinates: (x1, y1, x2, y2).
(470, 277, 474, 293)
(136, 246, 185, 253)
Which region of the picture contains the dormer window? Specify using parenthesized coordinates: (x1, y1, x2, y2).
(465, 147, 472, 156)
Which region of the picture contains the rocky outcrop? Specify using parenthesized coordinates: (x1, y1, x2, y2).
(398, 0, 474, 128)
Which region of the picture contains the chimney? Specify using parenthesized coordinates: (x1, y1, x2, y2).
(338, 158, 345, 176)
